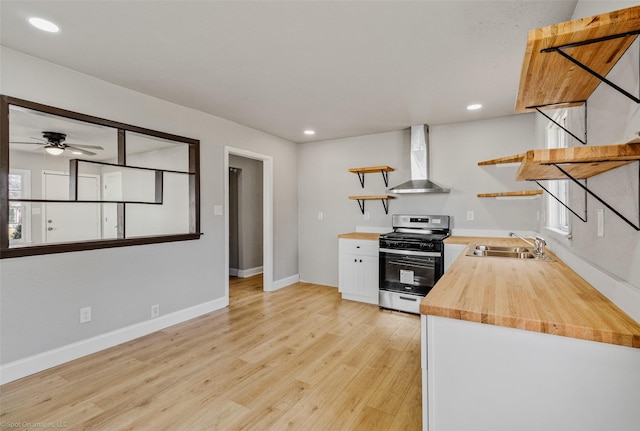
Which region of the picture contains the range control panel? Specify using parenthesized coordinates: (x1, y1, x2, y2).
(392, 214, 450, 231)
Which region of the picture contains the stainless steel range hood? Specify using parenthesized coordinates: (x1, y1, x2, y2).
(387, 125, 450, 194)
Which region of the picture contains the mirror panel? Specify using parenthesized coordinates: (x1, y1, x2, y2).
(2, 95, 201, 257)
(126, 131, 190, 172)
(75, 161, 160, 204)
(126, 173, 191, 238)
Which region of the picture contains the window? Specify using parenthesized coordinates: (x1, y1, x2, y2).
(545, 111, 570, 234)
(8, 169, 31, 245)
(1, 95, 201, 258)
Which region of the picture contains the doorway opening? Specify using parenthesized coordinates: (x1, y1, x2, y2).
(224, 147, 273, 300)
(228, 158, 263, 279)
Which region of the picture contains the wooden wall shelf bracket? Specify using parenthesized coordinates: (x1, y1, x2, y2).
(348, 195, 395, 214)
(541, 29, 640, 105)
(515, 5, 640, 113)
(534, 102, 588, 146)
(548, 163, 640, 231)
(534, 179, 588, 223)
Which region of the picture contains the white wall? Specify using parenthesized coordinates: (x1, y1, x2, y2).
(298, 114, 538, 286)
(0, 47, 299, 374)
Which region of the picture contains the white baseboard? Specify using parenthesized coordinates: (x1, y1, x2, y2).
(0, 296, 228, 385)
(238, 266, 263, 278)
(229, 266, 263, 278)
(270, 274, 300, 291)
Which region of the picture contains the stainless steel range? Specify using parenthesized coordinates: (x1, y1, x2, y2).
(379, 214, 450, 314)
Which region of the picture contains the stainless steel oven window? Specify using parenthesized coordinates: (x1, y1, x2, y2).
(379, 249, 441, 295)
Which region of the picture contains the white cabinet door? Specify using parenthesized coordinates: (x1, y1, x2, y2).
(338, 239, 379, 305)
(338, 253, 359, 295)
(423, 315, 640, 431)
(360, 254, 379, 298)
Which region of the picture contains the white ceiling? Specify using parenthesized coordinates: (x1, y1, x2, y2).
(0, 0, 586, 143)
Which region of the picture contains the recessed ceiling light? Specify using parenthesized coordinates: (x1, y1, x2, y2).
(28, 17, 60, 33)
(467, 104, 483, 111)
(304, 130, 315, 136)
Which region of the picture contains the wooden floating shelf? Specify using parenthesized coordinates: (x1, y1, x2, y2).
(477, 190, 543, 198)
(348, 195, 395, 214)
(348, 166, 394, 174)
(478, 143, 640, 181)
(515, 5, 640, 112)
(478, 154, 525, 166)
(516, 142, 640, 181)
(348, 195, 396, 200)
(349, 165, 394, 187)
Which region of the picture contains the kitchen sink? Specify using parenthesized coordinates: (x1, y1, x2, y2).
(466, 244, 552, 260)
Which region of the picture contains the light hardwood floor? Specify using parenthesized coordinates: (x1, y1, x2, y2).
(0, 276, 422, 430)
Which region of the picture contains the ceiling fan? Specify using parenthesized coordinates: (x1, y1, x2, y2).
(10, 131, 104, 156)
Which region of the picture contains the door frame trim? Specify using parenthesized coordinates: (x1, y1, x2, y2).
(224, 146, 273, 294)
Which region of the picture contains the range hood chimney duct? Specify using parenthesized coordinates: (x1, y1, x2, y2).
(387, 125, 450, 194)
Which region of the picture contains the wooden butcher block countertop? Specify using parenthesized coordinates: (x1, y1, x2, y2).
(421, 237, 640, 348)
(338, 232, 380, 241)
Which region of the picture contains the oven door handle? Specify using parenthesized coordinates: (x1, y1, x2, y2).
(379, 248, 441, 258)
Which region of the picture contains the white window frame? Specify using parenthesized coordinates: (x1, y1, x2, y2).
(544, 111, 571, 239)
(8, 168, 32, 245)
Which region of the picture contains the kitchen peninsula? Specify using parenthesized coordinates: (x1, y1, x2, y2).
(420, 237, 640, 431)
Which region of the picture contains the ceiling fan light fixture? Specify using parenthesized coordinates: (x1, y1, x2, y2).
(45, 146, 64, 156)
(28, 17, 60, 33)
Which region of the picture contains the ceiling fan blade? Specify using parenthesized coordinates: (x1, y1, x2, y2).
(9, 141, 46, 145)
(66, 143, 104, 150)
(66, 146, 97, 156)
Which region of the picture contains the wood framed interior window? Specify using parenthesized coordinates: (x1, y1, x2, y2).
(0, 95, 201, 258)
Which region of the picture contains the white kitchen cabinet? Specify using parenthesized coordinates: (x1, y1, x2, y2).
(338, 238, 379, 305)
(421, 314, 640, 431)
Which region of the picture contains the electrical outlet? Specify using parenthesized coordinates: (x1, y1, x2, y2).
(364, 211, 370, 220)
(597, 208, 604, 237)
(80, 306, 91, 323)
(151, 304, 160, 318)
(466, 210, 474, 221)
(317, 211, 323, 220)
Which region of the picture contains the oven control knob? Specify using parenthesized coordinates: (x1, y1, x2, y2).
(423, 243, 434, 250)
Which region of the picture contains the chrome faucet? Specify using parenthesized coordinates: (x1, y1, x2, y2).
(510, 232, 546, 259)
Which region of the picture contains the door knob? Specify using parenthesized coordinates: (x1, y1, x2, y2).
(48, 227, 54, 231)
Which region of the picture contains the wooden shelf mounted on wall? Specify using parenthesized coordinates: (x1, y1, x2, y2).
(478, 142, 640, 230)
(515, 5, 640, 113)
(348, 166, 394, 188)
(477, 190, 543, 200)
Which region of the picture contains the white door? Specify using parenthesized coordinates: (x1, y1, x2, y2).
(102, 171, 122, 239)
(43, 171, 100, 243)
